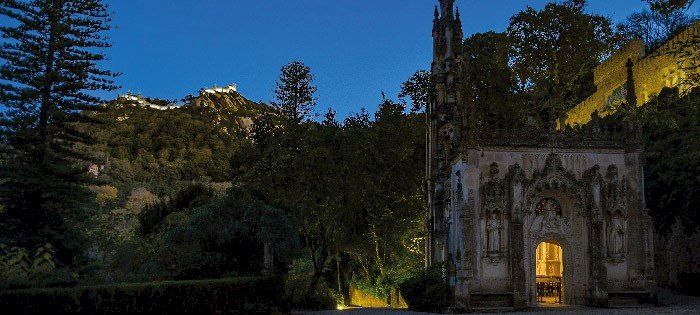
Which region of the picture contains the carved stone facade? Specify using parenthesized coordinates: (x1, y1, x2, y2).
(426, 1, 655, 308)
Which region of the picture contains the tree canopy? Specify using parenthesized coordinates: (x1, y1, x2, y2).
(508, 0, 621, 124)
(0, 0, 118, 263)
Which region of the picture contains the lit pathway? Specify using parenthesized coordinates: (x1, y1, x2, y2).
(297, 295, 700, 315)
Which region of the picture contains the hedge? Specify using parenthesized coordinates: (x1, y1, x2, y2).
(0, 277, 285, 314)
(399, 265, 451, 313)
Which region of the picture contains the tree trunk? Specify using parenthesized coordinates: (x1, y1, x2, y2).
(370, 225, 386, 276)
(336, 248, 342, 293)
(39, 1, 59, 164)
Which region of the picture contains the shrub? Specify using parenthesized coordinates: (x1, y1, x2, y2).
(284, 258, 337, 311)
(399, 265, 451, 312)
(0, 243, 60, 290)
(138, 184, 214, 235)
(124, 187, 158, 214)
(89, 185, 119, 206)
(0, 277, 285, 314)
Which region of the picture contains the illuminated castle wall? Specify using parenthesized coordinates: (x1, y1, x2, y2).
(566, 21, 700, 126)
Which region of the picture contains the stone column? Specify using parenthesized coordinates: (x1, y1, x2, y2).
(641, 213, 656, 289)
(510, 221, 527, 309)
(589, 220, 608, 306)
(455, 210, 471, 309)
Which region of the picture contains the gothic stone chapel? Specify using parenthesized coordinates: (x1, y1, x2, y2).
(426, 1, 656, 308)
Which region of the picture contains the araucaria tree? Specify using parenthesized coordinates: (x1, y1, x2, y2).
(0, 0, 118, 261)
(273, 61, 317, 124)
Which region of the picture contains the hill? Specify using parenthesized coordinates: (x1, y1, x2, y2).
(82, 87, 272, 197)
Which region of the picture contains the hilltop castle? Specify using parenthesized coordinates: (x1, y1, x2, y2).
(116, 83, 239, 110)
(426, 0, 656, 309)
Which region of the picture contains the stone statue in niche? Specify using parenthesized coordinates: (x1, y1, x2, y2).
(455, 171, 463, 204)
(486, 213, 501, 254)
(613, 222, 624, 255)
(593, 182, 601, 210)
(609, 213, 625, 259)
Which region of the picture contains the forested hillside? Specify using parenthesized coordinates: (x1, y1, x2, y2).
(83, 90, 268, 196)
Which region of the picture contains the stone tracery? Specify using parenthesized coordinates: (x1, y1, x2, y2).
(427, 1, 654, 308)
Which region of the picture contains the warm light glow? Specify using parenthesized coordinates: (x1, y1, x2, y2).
(536, 242, 564, 304)
(536, 242, 562, 277)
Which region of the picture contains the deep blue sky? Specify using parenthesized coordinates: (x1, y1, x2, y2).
(99, 0, 693, 119)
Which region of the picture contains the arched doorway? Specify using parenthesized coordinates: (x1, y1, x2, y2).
(535, 241, 564, 304)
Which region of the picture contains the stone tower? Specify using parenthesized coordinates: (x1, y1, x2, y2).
(426, 0, 467, 266)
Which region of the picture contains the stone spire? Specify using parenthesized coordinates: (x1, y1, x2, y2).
(427, 0, 466, 266)
(439, 0, 455, 19)
(432, 0, 464, 69)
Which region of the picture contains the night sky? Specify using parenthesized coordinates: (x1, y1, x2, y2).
(89, 1, 698, 118)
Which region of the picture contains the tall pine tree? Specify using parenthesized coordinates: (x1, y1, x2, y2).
(272, 61, 317, 125)
(0, 0, 118, 262)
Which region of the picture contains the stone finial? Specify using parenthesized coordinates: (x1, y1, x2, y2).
(438, 0, 455, 17)
(625, 58, 637, 108)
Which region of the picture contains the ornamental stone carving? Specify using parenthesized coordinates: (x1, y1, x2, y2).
(481, 163, 507, 259)
(536, 198, 563, 229)
(426, 2, 654, 307)
(603, 164, 629, 262)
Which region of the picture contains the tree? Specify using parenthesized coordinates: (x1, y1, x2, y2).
(336, 100, 425, 298)
(272, 61, 318, 124)
(645, 0, 696, 14)
(399, 70, 433, 113)
(618, 1, 699, 86)
(240, 62, 342, 290)
(635, 87, 700, 232)
(647, 0, 700, 87)
(671, 30, 700, 87)
(618, 1, 695, 51)
(0, 0, 118, 262)
(508, 0, 621, 125)
(463, 31, 525, 128)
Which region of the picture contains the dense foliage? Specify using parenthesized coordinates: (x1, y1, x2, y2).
(508, 0, 622, 124)
(82, 91, 266, 196)
(463, 31, 524, 128)
(398, 264, 451, 313)
(0, 277, 286, 314)
(632, 87, 700, 232)
(235, 61, 426, 302)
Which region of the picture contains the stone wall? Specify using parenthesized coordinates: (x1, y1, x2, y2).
(566, 21, 700, 126)
(348, 286, 407, 308)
